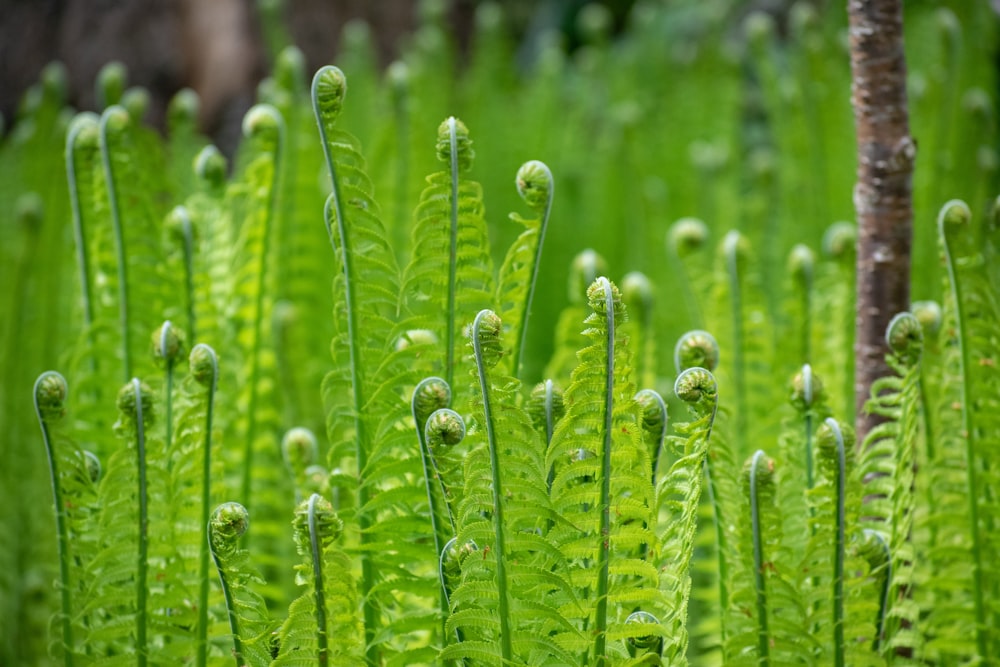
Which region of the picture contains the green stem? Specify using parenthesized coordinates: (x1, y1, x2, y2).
(704, 452, 729, 648)
(312, 69, 378, 665)
(99, 107, 132, 382)
(472, 309, 513, 664)
(824, 417, 845, 667)
(939, 202, 988, 659)
(724, 231, 747, 456)
(211, 551, 245, 667)
(593, 278, 615, 666)
(131, 378, 149, 667)
(195, 346, 218, 667)
(511, 163, 554, 380)
(176, 206, 197, 342)
(749, 449, 770, 667)
(66, 117, 96, 331)
(446, 117, 460, 390)
(34, 372, 75, 667)
(240, 108, 283, 513)
(864, 529, 891, 653)
(308, 494, 330, 667)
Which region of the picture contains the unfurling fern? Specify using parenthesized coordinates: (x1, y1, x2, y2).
(443, 309, 575, 666)
(496, 159, 554, 381)
(932, 199, 1000, 662)
(313, 65, 433, 663)
(657, 367, 717, 665)
(547, 279, 661, 665)
(209, 502, 272, 667)
(273, 494, 363, 665)
(403, 116, 496, 401)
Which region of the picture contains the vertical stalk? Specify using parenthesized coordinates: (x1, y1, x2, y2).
(33, 372, 75, 667)
(307, 494, 330, 667)
(511, 160, 554, 380)
(99, 106, 133, 381)
(864, 529, 892, 652)
(724, 231, 748, 456)
(939, 200, 987, 658)
(66, 115, 97, 332)
(209, 502, 251, 667)
(193, 345, 218, 667)
(239, 105, 283, 511)
(312, 66, 377, 664)
(749, 449, 770, 667)
(471, 309, 513, 664)
(446, 117, 460, 390)
(823, 417, 847, 667)
(593, 277, 616, 666)
(129, 378, 149, 667)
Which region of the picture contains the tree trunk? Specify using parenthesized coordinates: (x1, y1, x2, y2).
(848, 0, 915, 443)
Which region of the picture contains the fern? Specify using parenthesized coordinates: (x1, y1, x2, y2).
(547, 279, 661, 665)
(544, 249, 609, 386)
(444, 309, 575, 665)
(935, 199, 1000, 661)
(209, 502, 273, 667)
(403, 116, 496, 399)
(496, 160, 554, 381)
(273, 494, 364, 666)
(313, 66, 434, 663)
(658, 368, 717, 664)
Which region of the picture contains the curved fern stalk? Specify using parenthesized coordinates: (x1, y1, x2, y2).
(667, 218, 710, 329)
(544, 249, 609, 385)
(404, 116, 495, 399)
(860, 529, 891, 653)
(818, 418, 848, 667)
(785, 245, 815, 369)
(622, 272, 656, 391)
(309, 494, 335, 666)
(236, 104, 283, 511)
(153, 322, 185, 467)
(592, 278, 618, 667)
(282, 427, 319, 504)
(66, 114, 100, 332)
(34, 371, 75, 667)
(938, 199, 992, 660)
(722, 231, 748, 456)
(117, 378, 152, 666)
(471, 309, 514, 664)
(747, 450, 774, 667)
(209, 502, 272, 667)
(527, 379, 565, 448)
(99, 107, 135, 381)
(165, 207, 197, 342)
(658, 368, 717, 664)
(313, 66, 423, 663)
(190, 344, 218, 667)
(496, 160, 554, 381)
(635, 388, 668, 486)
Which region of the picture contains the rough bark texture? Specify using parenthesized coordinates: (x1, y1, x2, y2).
(848, 0, 914, 444)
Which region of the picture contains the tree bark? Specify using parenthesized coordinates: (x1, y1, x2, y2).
(848, 0, 915, 443)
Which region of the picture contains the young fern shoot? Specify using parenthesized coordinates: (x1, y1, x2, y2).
(34, 371, 75, 667)
(497, 160, 554, 380)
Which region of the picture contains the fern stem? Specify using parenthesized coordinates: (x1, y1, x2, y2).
(312, 68, 378, 665)
(511, 161, 554, 380)
(209, 503, 250, 667)
(239, 106, 283, 513)
(724, 231, 748, 456)
(593, 277, 615, 666)
(939, 200, 988, 659)
(703, 456, 730, 648)
(823, 417, 846, 667)
(99, 107, 133, 381)
(33, 372, 75, 667)
(749, 449, 770, 667)
(130, 378, 149, 667)
(66, 116, 96, 331)
(472, 309, 513, 664)
(175, 206, 198, 341)
(864, 529, 891, 652)
(307, 494, 330, 667)
(446, 117, 460, 389)
(194, 345, 218, 667)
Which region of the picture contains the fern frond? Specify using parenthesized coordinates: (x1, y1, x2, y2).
(496, 160, 554, 381)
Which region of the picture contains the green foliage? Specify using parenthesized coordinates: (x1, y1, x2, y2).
(3, 3, 1000, 666)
